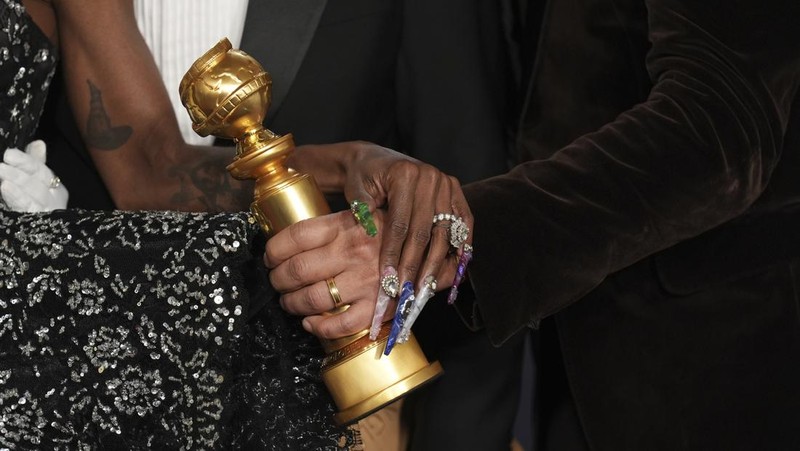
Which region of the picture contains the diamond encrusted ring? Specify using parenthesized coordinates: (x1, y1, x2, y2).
(432, 213, 470, 248)
(380, 272, 400, 297)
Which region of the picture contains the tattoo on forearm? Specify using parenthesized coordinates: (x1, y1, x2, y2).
(168, 157, 252, 212)
(86, 80, 133, 150)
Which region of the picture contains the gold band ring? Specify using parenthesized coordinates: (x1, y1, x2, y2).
(326, 278, 343, 308)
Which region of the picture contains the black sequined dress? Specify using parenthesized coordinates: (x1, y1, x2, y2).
(0, 2, 358, 449)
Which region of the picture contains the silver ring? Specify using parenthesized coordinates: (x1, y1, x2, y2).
(433, 213, 470, 248)
(49, 176, 61, 189)
(432, 213, 458, 224)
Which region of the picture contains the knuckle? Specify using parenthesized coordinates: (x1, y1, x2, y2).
(411, 228, 431, 247)
(304, 288, 327, 313)
(392, 160, 419, 180)
(389, 219, 410, 239)
(316, 322, 334, 339)
(431, 224, 449, 240)
(381, 249, 400, 268)
(288, 218, 310, 245)
(286, 257, 309, 283)
(391, 159, 413, 173)
(419, 164, 441, 184)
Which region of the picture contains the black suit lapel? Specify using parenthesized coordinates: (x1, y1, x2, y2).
(239, 0, 328, 123)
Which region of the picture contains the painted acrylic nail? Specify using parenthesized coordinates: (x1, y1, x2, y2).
(384, 281, 415, 355)
(399, 275, 437, 344)
(447, 244, 473, 305)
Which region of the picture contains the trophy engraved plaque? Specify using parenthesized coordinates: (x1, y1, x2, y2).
(179, 38, 442, 425)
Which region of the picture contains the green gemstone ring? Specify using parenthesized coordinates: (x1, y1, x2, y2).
(350, 200, 378, 237)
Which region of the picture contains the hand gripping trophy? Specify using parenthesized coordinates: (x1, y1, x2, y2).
(179, 38, 442, 425)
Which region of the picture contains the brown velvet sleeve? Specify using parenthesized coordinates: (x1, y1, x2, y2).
(462, 0, 800, 344)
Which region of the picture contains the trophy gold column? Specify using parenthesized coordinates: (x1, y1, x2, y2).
(179, 38, 442, 425)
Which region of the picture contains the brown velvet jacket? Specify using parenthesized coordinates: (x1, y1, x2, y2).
(462, 0, 800, 449)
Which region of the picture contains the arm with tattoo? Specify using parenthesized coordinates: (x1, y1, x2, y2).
(53, 0, 252, 212)
(85, 80, 132, 151)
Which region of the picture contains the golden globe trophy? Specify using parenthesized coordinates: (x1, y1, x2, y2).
(179, 38, 442, 425)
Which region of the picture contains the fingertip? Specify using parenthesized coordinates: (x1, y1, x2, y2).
(2, 147, 23, 165)
(263, 241, 282, 269)
(302, 317, 313, 333)
(26, 140, 47, 162)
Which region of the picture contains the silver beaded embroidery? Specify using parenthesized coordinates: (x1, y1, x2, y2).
(0, 210, 248, 449)
(0, 210, 360, 449)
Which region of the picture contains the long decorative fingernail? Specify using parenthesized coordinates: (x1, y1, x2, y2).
(370, 267, 398, 340)
(351, 200, 377, 237)
(398, 275, 437, 344)
(384, 281, 414, 355)
(447, 244, 473, 305)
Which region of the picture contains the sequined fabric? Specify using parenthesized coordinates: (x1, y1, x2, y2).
(0, 209, 359, 449)
(0, 0, 57, 211)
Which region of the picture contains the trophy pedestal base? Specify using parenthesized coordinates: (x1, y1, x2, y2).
(333, 360, 443, 425)
(322, 323, 443, 426)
